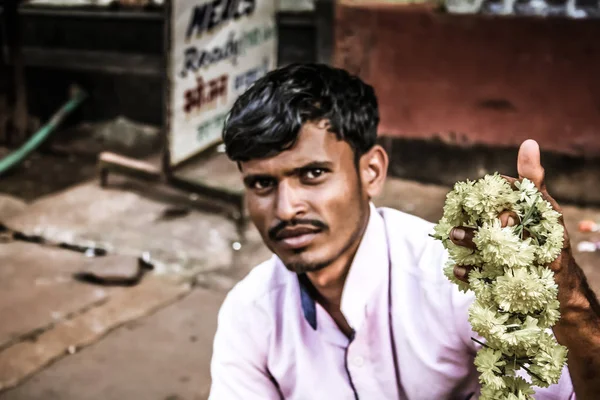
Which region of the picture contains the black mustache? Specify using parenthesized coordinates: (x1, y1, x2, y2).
(268, 219, 328, 241)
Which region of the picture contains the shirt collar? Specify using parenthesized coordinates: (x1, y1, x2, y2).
(298, 273, 318, 330)
(297, 203, 390, 331)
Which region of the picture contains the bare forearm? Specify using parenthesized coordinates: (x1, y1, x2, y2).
(553, 257, 600, 399)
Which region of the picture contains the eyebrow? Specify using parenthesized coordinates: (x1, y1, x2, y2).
(291, 161, 334, 174)
(242, 160, 334, 186)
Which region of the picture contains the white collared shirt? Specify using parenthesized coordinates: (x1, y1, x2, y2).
(209, 205, 575, 399)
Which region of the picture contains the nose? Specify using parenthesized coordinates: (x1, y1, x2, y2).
(274, 181, 305, 221)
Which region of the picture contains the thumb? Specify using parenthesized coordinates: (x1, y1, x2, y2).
(517, 139, 546, 190)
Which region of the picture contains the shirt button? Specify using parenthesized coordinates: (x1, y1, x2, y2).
(353, 356, 364, 367)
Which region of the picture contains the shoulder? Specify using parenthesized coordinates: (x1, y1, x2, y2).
(378, 207, 448, 280)
(218, 255, 292, 324)
(379, 206, 437, 236)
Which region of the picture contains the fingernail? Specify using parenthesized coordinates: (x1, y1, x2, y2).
(452, 228, 465, 241)
(508, 216, 516, 226)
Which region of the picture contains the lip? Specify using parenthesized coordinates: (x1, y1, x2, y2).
(275, 227, 321, 250)
(278, 232, 319, 250)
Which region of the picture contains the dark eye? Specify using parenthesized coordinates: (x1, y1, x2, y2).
(302, 168, 327, 182)
(252, 178, 275, 191)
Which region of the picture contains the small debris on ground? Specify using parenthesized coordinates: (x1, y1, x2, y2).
(157, 206, 191, 221)
(75, 255, 145, 286)
(579, 220, 600, 232)
(576, 241, 600, 253)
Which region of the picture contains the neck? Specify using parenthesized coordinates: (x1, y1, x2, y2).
(307, 255, 352, 307)
(306, 205, 371, 307)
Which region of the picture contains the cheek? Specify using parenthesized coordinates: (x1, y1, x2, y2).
(246, 196, 271, 234)
(315, 175, 364, 232)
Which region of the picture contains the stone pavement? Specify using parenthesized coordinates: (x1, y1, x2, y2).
(0, 176, 598, 400)
(0, 174, 264, 395)
(1, 288, 225, 400)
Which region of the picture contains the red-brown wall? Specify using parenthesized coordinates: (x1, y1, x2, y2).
(334, 3, 600, 157)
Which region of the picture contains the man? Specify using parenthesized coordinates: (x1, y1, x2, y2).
(208, 63, 600, 399)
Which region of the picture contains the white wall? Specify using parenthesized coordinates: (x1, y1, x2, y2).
(279, 0, 315, 11)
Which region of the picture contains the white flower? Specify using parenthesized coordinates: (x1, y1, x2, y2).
(474, 220, 536, 269)
(516, 178, 538, 199)
(529, 333, 568, 387)
(468, 300, 509, 340)
(492, 267, 558, 314)
(475, 347, 507, 391)
(500, 316, 543, 355)
(432, 173, 566, 397)
(447, 242, 484, 267)
(443, 181, 473, 226)
(505, 376, 536, 400)
(536, 225, 564, 265)
(431, 217, 454, 244)
(463, 174, 518, 223)
(537, 299, 561, 329)
(469, 269, 494, 304)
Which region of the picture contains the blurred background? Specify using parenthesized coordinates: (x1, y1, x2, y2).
(0, 0, 599, 399)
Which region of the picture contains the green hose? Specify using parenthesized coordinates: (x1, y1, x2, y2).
(0, 88, 88, 176)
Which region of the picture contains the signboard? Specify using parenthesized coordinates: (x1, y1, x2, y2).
(167, 0, 278, 167)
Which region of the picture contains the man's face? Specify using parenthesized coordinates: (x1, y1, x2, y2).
(240, 122, 370, 274)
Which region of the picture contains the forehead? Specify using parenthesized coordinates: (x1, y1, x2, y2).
(240, 122, 353, 175)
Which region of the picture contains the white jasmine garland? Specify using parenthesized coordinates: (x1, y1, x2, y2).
(431, 173, 567, 399)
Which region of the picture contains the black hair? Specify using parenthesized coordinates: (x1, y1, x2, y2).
(222, 63, 379, 162)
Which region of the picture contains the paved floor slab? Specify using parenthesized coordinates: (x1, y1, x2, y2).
(0, 242, 118, 351)
(0, 275, 190, 392)
(0, 195, 27, 221)
(5, 182, 242, 277)
(0, 288, 225, 400)
(0, 179, 246, 393)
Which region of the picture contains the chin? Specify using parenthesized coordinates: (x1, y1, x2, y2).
(279, 252, 332, 274)
(284, 262, 329, 274)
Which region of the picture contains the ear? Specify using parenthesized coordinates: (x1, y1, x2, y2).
(359, 145, 388, 199)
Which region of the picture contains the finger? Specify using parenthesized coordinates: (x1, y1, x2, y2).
(450, 227, 476, 249)
(499, 210, 519, 228)
(506, 145, 562, 215)
(517, 139, 546, 191)
(453, 264, 473, 282)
